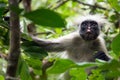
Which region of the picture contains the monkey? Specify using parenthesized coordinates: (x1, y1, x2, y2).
(28, 14, 111, 80)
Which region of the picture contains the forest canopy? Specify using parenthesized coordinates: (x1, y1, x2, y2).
(0, 0, 120, 80)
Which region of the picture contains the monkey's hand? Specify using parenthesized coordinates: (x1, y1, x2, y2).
(94, 51, 110, 61)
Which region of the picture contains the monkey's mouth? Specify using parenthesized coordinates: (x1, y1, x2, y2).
(82, 33, 97, 41)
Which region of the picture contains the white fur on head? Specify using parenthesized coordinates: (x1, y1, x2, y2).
(75, 14, 109, 28)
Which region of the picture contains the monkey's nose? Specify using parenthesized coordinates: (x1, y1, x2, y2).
(86, 29, 92, 33)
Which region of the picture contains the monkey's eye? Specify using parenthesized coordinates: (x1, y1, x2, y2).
(92, 24, 99, 30)
(91, 24, 98, 30)
(81, 23, 87, 30)
(92, 27, 98, 30)
(81, 27, 86, 31)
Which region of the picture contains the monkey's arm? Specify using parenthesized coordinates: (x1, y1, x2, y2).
(31, 36, 66, 52)
(27, 24, 66, 52)
(30, 32, 77, 52)
(94, 51, 110, 61)
(94, 37, 111, 61)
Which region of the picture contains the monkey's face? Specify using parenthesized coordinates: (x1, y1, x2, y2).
(79, 20, 100, 41)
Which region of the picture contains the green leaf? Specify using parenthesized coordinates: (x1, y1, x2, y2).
(109, 15, 118, 21)
(18, 58, 32, 80)
(23, 8, 66, 28)
(22, 19, 28, 34)
(47, 59, 98, 74)
(20, 62, 32, 80)
(0, 2, 7, 25)
(21, 33, 32, 41)
(25, 58, 42, 75)
(0, 75, 4, 80)
(0, 7, 5, 18)
(106, 70, 120, 78)
(99, 59, 120, 70)
(70, 68, 87, 80)
(108, 0, 120, 11)
(26, 58, 42, 69)
(21, 41, 38, 46)
(55, 28, 62, 34)
(88, 69, 105, 80)
(47, 59, 76, 74)
(111, 34, 120, 57)
(22, 46, 48, 59)
(76, 62, 98, 68)
(22, 40, 48, 59)
(97, 60, 120, 78)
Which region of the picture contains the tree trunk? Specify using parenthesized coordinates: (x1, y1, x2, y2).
(6, 0, 20, 80)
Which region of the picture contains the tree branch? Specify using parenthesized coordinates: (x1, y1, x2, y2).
(0, 53, 8, 60)
(48, 0, 109, 11)
(73, 0, 109, 10)
(52, 0, 68, 10)
(6, 0, 20, 80)
(22, 0, 31, 12)
(33, 32, 52, 36)
(40, 59, 54, 80)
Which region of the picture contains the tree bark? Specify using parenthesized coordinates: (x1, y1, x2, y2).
(6, 0, 20, 80)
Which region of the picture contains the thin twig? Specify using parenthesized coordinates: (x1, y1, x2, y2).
(47, 0, 61, 9)
(0, 53, 8, 60)
(50, 0, 69, 10)
(40, 59, 54, 80)
(73, 0, 109, 10)
(48, 0, 109, 11)
(33, 32, 52, 36)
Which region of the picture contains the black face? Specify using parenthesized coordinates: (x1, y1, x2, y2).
(79, 20, 100, 41)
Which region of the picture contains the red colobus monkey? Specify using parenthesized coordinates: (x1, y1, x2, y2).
(28, 14, 111, 79)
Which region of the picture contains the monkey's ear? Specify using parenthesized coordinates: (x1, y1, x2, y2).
(99, 25, 103, 30)
(78, 24, 81, 27)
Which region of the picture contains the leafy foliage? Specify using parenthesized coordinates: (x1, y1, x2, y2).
(111, 34, 120, 58)
(47, 59, 76, 74)
(22, 41, 48, 59)
(0, 75, 4, 80)
(18, 57, 32, 80)
(23, 8, 66, 28)
(108, 0, 120, 12)
(0, 0, 120, 80)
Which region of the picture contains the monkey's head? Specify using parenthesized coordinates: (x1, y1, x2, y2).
(76, 14, 109, 41)
(79, 20, 100, 41)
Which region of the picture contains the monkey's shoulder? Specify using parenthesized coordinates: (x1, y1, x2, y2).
(54, 32, 80, 44)
(54, 32, 104, 50)
(69, 34, 103, 51)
